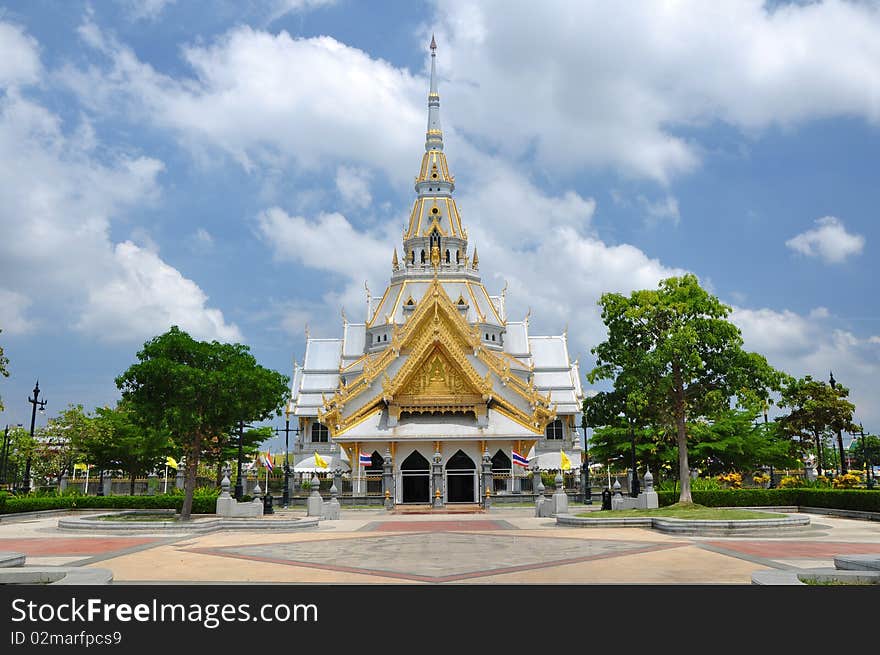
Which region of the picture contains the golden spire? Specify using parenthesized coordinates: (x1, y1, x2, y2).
(392, 248, 399, 271)
(472, 248, 479, 270)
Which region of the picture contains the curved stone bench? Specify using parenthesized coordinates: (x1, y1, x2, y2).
(0, 551, 27, 568)
(556, 512, 810, 535)
(0, 567, 114, 585)
(753, 568, 880, 585)
(58, 510, 320, 533)
(833, 554, 880, 571)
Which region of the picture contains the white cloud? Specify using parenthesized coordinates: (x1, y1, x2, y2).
(638, 194, 680, 225)
(433, 0, 880, 182)
(0, 22, 41, 87)
(63, 22, 424, 183)
(122, 0, 176, 22)
(786, 216, 865, 263)
(335, 165, 372, 209)
(733, 305, 880, 425)
(0, 23, 240, 344)
(76, 241, 242, 342)
(0, 289, 35, 335)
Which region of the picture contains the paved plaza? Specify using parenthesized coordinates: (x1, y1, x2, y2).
(2, 507, 880, 584)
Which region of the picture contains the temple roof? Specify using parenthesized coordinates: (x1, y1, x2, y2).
(288, 39, 583, 427)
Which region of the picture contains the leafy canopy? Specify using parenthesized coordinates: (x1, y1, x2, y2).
(115, 326, 289, 518)
(587, 274, 787, 503)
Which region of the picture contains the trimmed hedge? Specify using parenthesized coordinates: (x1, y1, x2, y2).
(1, 493, 220, 515)
(657, 488, 880, 512)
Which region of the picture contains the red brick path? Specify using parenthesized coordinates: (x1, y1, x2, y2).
(0, 537, 158, 556)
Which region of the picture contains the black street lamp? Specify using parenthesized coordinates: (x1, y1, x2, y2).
(273, 414, 301, 508)
(21, 380, 46, 494)
(763, 402, 775, 489)
(829, 372, 847, 475)
(580, 415, 591, 505)
(0, 424, 12, 487)
(860, 423, 874, 490)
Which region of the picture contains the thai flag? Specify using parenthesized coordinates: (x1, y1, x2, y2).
(359, 451, 372, 466)
(263, 452, 274, 472)
(512, 450, 529, 468)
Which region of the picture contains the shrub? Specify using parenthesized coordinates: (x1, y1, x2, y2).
(779, 476, 801, 489)
(716, 472, 742, 489)
(2, 490, 221, 515)
(831, 474, 861, 489)
(752, 473, 770, 486)
(656, 488, 880, 512)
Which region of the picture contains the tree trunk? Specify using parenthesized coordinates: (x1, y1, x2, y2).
(814, 430, 823, 476)
(129, 472, 136, 496)
(673, 365, 692, 504)
(180, 434, 201, 521)
(215, 461, 223, 487)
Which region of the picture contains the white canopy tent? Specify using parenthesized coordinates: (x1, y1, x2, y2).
(526, 448, 582, 471)
(293, 454, 351, 473)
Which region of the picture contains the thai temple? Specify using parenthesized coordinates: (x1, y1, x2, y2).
(287, 38, 584, 505)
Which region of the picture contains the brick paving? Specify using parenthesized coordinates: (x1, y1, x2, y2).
(0, 537, 158, 556)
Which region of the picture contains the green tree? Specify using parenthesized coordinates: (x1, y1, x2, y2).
(30, 404, 90, 488)
(3, 425, 33, 489)
(588, 274, 786, 504)
(777, 376, 857, 476)
(0, 328, 9, 412)
(115, 327, 289, 519)
(93, 402, 172, 495)
(687, 409, 800, 475)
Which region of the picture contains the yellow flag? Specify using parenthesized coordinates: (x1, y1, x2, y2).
(165, 456, 178, 470)
(314, 451, 329, 469)
(559, 450, 571, 471)
(73, 462, 88, 472)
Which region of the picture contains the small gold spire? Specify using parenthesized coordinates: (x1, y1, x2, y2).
(472, 248, 479, 270)
(430, 34, 436, 51)
(392, 248, 399, 271)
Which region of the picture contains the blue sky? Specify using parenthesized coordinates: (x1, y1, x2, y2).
(1, 0, 879, 451)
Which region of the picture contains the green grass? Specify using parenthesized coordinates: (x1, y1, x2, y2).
(576, 503, 786, 520)
(94, 513, 178, 522)
(800, 578, 876, 586)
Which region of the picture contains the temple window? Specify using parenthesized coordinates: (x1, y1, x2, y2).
(311, 422, 329, 443)
(445, 249, 450, 263)
(545, 419, 564, 440)
(420, 250, 426, 264)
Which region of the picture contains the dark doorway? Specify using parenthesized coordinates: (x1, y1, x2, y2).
(401, 450, 430, 503)
(367, 451, 383, 472)
(446, 449, 476, 503)
(491, 449, 512, 493)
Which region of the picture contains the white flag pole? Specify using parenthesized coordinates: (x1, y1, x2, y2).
(84, 465, 90, 495)
(163, 466, 168, 494)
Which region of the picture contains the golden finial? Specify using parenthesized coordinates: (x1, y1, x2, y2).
(430, 33, 436, 51)
(304, 323, 310, 340)
(392, 248, 399, 271)
(341, 307, 348, 326)
(472, 248, 479, 270)
(524, 307, 531, 325)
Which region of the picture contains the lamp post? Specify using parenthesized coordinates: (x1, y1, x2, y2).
(0, 424, 12, 487)
(21, 380, 47, 494)
(581, 415, 591, 505)
(860, 423, 874, 490)
(273, 415, 301, 508)
(763, 402, 775, 489)
(829, 372, 848, 475)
